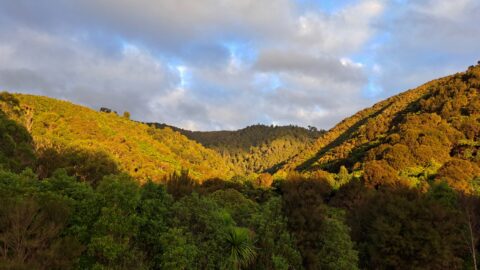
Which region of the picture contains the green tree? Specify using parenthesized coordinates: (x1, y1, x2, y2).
(170, 193, 233, 268)
(159, 228, 198, 270)
(354, 187, 468, 269)
(137, 181, 173, 269)
(317, 208, 358, 270)
(250, 197, 302, 270)
(0, 169, 83, 269)
(87, 174, 145, 269)
(225, 227, 256, 270)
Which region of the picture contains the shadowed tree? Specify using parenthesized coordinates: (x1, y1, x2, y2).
(225, 227, 256, 270)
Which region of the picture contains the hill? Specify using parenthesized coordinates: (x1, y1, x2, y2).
(2, 65, 480, 270)
(0, 93, 234, 183)
(151, 123, 324, 174)
(279, 63, 480, 192)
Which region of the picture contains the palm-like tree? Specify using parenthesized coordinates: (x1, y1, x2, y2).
(225, 227, 256, 270)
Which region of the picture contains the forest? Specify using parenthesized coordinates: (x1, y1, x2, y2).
(151, 123, 324, 174)
(0, 63, 480, 270)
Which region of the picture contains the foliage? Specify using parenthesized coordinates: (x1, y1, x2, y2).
(0, 93, 36, 172)
(282, 64, 480, 195)
(1, 64, 480, 270)
(350, 186, 469, 269)
(153, 123, 324, 174)
(225, 227, 256, 270)
(281, 173, 359, 269)
(1, 93, 234, 182)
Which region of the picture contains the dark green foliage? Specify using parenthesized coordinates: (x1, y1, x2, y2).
(168, 193, 233, 268)
(0, 93, 36, 172)
(153, 123, 324, 173)
(158, 228, 197, 269)
(316, 208, 358, 270)
(350, 186, 469, 269)
(164, 170, 196, 200)
(281, 173, 359, 269)
(225, 227, 257, 270)
(250, 197, 303, 270)
(1, 65, 480, 270)
(0, 170, 84, 270)
(137, 181, 173, 269)
(87, 174, 145, 269)
(37, 147, 119, 186)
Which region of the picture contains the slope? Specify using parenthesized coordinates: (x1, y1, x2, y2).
(280, 63, 480, 191)
(0, 93, 234, 182)
(152, 123, 324, 174)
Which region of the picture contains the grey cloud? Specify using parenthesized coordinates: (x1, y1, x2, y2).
(0, 68, 53, 92)
(0, 0, 386, 130)
(0, 0, 382, 63)
(0, 28, 180, 122)
(372, 0, 480, 98)
(255, 50, 366, 83)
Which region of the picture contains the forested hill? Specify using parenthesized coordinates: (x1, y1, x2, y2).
(280, 63, 480, 192)
(2, 65, 480, 270)
(0, 93, 235, 183)
(151, 123, 324, 173)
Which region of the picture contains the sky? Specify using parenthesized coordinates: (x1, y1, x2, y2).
(0, 0, 479, 131)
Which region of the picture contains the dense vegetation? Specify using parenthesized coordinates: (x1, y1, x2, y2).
(152, 123, 323, 174)
(280, 64, 480, 193)
(1, 94, 234, 182)
(1, 63, 480, 269)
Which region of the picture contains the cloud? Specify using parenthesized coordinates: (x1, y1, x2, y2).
(370, 0, 480, 97)
(0, 0, 411, 131)
(0, 27, 180, 122)
(255, 50, 365, 83)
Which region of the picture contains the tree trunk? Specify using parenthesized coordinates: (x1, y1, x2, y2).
(467, 211, 478, 270)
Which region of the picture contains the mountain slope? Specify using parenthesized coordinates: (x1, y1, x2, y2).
(152, 123, 324, 174)
(280, 64, 480, 192)
(0, 93, 234, 182)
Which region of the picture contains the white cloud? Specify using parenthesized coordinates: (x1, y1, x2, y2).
(370, 0, 480, 98)
(0, 27, 180, 122)
(0, 0, 387, 130)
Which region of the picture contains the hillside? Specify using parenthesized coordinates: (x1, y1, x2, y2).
(280, 64, 480, 192)
(0, 93, 234, 183)
(151, 123, 324, 173)
(2, 65, 480, 270)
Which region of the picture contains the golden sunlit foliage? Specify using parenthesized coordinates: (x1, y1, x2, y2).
(154, 123, 324, 174)
(1, 64, 480, 270)
(1, 94, 235, 182)
(283, 64, 480, 194)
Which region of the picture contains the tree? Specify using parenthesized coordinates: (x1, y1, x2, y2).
(225, 227, 256, 270)
(436, 159, 480, 193)
(0, 168, 87, 269)
(87, 174, 145, 269)
(255, 173, 274, 188)
(137, 181, 173, 269)
(250, 197, 302, 270)
(123, 111, 131, 119)
(165, 170, 196, 200)
(353, 187, 468, 269)
(317, 208, 358, 270)
(159, 228, 197, 270)
(363, 160, 400, 189)
(282, 173, 359, 269)
(336, 165, 350, 187)
(99, 107, 112, 113)
(170, 193, 233, 268)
